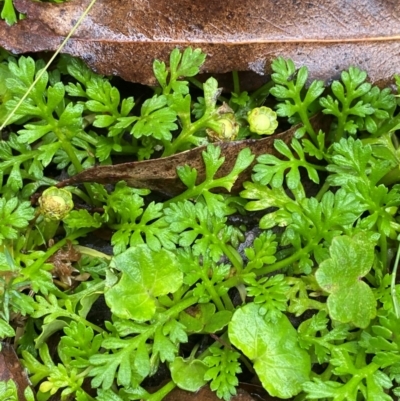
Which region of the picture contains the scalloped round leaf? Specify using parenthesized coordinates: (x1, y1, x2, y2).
(229, 303, 310, 398)
(315, 232, 377, 328)
(106, 245, 183, 321)
(170, 357, 208, 392)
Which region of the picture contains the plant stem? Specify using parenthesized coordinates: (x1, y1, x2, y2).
(0, 0, 98, 132)
(23, 228, 92, 277)
(220, 243, 243, 274)
(298, 107, 317, 144)
(221, 292, 235, 311)
(53, 126, 83, 173)
(187, 76, 204, 90)
(162, 114, 209, 156)
(256, 243, 315, 275)
(315, 181, 331, 201)
(232, 71, 240, 94)
(391, 237, 400, 318)
(379, 230, 388, 274)
(249, 81, 274, 102)
(146, 380, 176, 401)
(164, 296, 199, 319)
(201, 273, 225, 312)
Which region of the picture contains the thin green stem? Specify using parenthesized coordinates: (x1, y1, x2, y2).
(232, 71, 240, 94)
(220, 243, 243, 274)
(162, 114, 210, 156)
(315, 181, 331, 202)
(163, 97, 234, 156)
(379, 230, 388, 274)
(201, 273, 225, 312)
(320, 364, 334, 381)
(221, 292, 234, 311)
(53, 126, 83, 173)
(249, 81, 273, 102)
(334, 115, 346, 142)
(164, 296, 199, 319)
(23, 228, 92, 277)
(0, 0, 98, 132)
(76, 131, 98, 146)
(187, 76, 204, 90)
(0, 150, 39, 169)
(391, 237, 400, 318)
(298, 107, 317, 144)
(256, 243, 316, 275)
(165, 173, 240, 207)
(146, 380, 176, 401)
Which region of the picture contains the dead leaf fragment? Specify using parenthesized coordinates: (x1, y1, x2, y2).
(48, 241, 84, 287)
(0, 342, 32, 401)
(0, 0, 400, 86)
(60, 115, 329, 196)
(158, 383, 283, 401)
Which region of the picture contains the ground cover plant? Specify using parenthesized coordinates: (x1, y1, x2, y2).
(1, 46, 400, 401)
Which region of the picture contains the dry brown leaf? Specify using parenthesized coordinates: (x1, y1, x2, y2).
(162, 386, 256, 401)
(0, 342, 33, 401)
(60, 115, 328, 196)
(0, 0, 399, 86)
(152, 382, 284, 401)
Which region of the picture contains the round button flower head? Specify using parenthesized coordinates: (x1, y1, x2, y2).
(247, 106, 278, 135)
(206, 103, 240, 142)
(39, 187, 74, 221)
(206, 113, 239, 142)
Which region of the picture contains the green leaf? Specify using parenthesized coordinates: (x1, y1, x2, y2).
(229, 302, 310, 398)
(170, 357, 208, 392)
(107, 185, 175, 254)
(174, 47, 206, 79)
(35, 320, 68, 348)
(1, 0, 17, 25)
(203, 346, 241, 401)
(244, 274, 289, 323)
(64, 209, 103, 230)
(154, 47, 205, 95)
(164, 200, 242, 262)
(244, 231, 277, 270)
(203, 77, 220, 112)
(59, 321, 103, 369)
(105, 245, 183, 321)
(253, 138, 320, 189)
(320, 67, 378, 139)
(0, 198, 35, 244)
(0, 318, 15, 338)
(178, 303, 232, 334)
(315, 232, 377, 328)
(270, 58, 324, 135)
(131, 95, 177, 140)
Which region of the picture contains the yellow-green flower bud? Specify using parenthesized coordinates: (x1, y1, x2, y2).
(206, 104, 239, 142)
(247, 106, 278, 135)
(39, 187, 74, 221)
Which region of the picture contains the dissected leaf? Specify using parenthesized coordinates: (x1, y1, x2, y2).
(1, 0, 400, 86)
